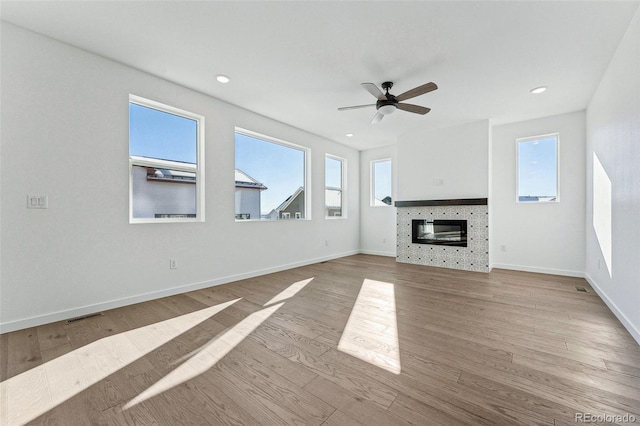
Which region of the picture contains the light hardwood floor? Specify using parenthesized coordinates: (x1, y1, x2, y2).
(1, 254, 639, 425)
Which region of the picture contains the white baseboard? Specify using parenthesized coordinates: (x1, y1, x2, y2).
(584, 273, 640, 345)
(490, 263, 585, 278)
(0, 250, 360, 334)
(358, 250, 397, 258)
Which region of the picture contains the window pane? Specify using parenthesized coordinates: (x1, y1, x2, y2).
(372, 159, 392, 206)
(129, 103, 197, 163)
(517, 135, 558, 202)
(325, 157, 342, 188)
(131, 165, 196, 218)
(129, 97, 203, 222)
(235, 131, 306, 220)
(325, 155, 344, 218)
(325, 189, 342, 217)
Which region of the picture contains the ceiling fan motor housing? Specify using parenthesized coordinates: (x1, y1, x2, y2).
(376, 98, 398, 114)
(377, 82, 398, 114)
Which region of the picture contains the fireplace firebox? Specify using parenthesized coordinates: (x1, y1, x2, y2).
(412, 219, 467, 247)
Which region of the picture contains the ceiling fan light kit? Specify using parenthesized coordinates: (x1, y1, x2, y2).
(378, 103, 397, 115)
(338, 80, 437, 123)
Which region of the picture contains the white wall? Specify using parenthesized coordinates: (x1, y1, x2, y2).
(359, 145, 397, 257)
(585, 8, 640, 343)
(491, 111, 586, 276)
(397, 120, 490, 201)
(0, 23, 360, 332)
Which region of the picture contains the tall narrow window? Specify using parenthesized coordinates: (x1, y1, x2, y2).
(325, 154, 345, 218)
(371, 159, 392, 206)
(129, 95, 204, 223)
(516, 134, 558, 203)
(234, 129, 308, 220)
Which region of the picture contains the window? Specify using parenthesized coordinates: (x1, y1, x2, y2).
(129, 95, 204, 223)
(325, 154, 345, 218)
(371, 159, 392, 206)
(234, 128, 308, 220)
(516, 134, 558, 203)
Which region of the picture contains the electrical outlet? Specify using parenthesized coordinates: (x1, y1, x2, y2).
(325, 240, 329, 246)
(500, 245, 507, 252)
(169, 259, 177, 269)
(597, 258, 601, 270)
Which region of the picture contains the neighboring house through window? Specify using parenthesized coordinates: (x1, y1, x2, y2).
(269, 187, 304, 220)
(129, 95, 204, 223)
(235, 128, 308, 220)
(235, 169, 267, 220)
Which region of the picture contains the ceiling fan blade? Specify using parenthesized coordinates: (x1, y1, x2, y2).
(337, 104, 376, 111)
(362, 83, 385, 100)
(371, 111, 384, 124)
(395, 82, 438, 102)
(397, 103, 431, 115)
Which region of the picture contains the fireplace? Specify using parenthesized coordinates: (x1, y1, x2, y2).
(396, 198, 488, 272)
(412, 219, 467, 247)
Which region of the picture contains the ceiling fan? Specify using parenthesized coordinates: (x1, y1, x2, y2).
(338, 81, 438, 124)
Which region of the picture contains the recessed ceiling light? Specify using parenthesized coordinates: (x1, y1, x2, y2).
(530, 86, 547, 94)
(346, 133, 354, 137)
(216, 74, 230, 84)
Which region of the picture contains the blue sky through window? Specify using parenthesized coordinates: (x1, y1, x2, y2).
(235, 132, 305, 214)
(129, 103, 197, 164)
(326, 157, 342, 188)
(518, 135, 557, 201)
(373, 160, 392, 203)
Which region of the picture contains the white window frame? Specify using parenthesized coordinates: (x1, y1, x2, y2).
(234, 127, 311, 221)
(516, 133, 559, 204)
(129, 95, 205, 224)
(325, 153, 346, 219)
(371, 158, 393, 207)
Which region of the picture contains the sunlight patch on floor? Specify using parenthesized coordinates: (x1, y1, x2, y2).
(123, 277, 313, 409)
(337, 279, 401, 374)
(0, 298, 240, 426)
(264, 277, 314, 306)
(123, 302, 284, 409)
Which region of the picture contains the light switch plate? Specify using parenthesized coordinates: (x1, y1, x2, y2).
(27, 195, 48, 209)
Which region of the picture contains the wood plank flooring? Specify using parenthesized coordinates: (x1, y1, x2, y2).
(1, 254, 639, 425)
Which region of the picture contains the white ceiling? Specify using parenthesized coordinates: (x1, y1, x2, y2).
(2, 1, 638, 150)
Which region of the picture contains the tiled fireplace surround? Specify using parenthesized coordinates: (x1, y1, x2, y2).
(395, 198, 489, 273)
